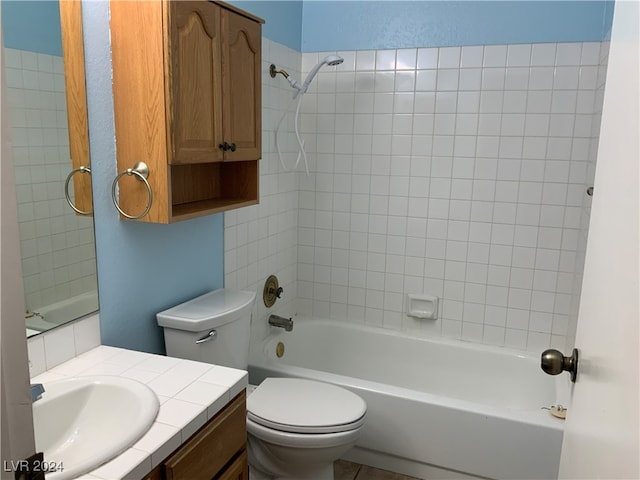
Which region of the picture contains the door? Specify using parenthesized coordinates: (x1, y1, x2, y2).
(558, 1, 639, 478)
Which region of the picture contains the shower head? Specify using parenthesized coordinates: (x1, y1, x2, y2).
(323, 54, 345, 66)
(299, 54, 345, 96)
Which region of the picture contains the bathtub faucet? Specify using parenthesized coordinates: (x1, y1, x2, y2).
(268, 314, 293, 332)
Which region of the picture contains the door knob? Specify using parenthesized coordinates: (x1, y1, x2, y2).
(541, 348, 579, 382)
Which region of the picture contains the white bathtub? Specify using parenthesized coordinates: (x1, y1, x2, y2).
(26, 291, 99, 334)
(249, 317, 568, 480)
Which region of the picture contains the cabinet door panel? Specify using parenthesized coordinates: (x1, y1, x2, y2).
(221, 10, 261, 161)
(169, 1, 223, 164)
(163, 392, 246, 480)
(60, 0, 92, 215)
(218, 450, 249, 480)
(111, 0, 170, 223)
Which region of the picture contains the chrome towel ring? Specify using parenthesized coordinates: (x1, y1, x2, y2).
(111, 162, 153, 219)
(64, 165, 93, 215)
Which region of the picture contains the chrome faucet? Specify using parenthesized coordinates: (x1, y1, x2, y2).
(31, 383, 45, 402)
(268, 314, 293, 332)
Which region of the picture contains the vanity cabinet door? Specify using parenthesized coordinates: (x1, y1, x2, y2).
(163, 391, 247, 480)
(218, 450, 249, 480)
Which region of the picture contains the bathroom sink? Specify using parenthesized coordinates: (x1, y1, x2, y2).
(32, 376, 159, 480)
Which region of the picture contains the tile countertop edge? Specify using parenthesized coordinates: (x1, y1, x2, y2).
(31, 345, 248, 480)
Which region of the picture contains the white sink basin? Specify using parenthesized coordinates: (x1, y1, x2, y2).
(33, 376, 159, 480)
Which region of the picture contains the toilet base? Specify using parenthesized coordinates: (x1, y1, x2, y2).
(248, 435, 337, 480)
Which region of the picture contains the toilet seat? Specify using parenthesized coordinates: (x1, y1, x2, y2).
(247, 378, 367, 434)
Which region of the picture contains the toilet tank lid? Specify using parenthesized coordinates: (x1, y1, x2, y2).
(156, 289, 256, 332)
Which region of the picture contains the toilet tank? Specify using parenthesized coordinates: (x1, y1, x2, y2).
(156, 289, 256, 370)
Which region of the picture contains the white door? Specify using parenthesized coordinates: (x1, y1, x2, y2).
(557, 1, 639, 478)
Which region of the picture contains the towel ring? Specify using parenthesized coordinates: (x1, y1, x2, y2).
(111, 162, 153, 219)
(64, 166, 93, 215)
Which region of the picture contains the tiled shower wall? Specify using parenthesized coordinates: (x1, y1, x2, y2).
(224, 39, 302, 342)
(5, 48, 98, 312)
(224, 40, 608, 352)
(296, 42, 608, 351)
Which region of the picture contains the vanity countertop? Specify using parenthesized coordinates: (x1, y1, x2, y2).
(31, 345, 247, 479)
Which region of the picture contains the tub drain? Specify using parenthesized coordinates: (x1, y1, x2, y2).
(276, 341, 285, 358)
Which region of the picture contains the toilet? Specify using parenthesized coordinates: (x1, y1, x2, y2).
(156, 289, 367, 480)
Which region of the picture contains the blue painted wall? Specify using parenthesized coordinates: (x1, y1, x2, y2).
(79, 0, 302, 354)
(1, 0, 62, 56)
(82, 1, 224, 354)
(229, 0, 303, 51)
(301, 1, 614, 52)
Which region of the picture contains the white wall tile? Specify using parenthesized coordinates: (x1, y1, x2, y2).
(483, 45, 507, 67)
(460, 46, 484, 68)
(438, 47, 461, 69)
(417, 48, 439, 69)
(531, 44, 557, 66)
(8, 50, 98, 313)
(376, 50, 397, 70)
(226, 40, 605, 352)
(506, 44, 532, 67)
(555, 43, 582, 66)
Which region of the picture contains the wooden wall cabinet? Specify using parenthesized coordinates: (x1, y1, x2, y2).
(110, 1, 263, 223)
(143, 391, 248, 480)
(60, 0, 93, 215)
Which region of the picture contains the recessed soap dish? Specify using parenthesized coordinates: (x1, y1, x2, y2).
(406, 294, 439, 320)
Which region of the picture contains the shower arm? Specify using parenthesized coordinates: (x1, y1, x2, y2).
(269, 64, 289, 79)
(270, 64, 301, 92)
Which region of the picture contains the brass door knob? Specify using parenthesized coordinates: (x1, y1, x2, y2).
(541, 348, 579, 383)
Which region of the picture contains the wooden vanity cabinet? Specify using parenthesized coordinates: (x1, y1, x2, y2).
(110, 1, 263, 223)
(143, 391, 248, 480)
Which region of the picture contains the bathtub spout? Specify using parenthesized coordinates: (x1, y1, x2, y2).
(268, 314, 293, 332)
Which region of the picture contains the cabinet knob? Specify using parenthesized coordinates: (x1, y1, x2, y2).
(219, 142, 237, 152)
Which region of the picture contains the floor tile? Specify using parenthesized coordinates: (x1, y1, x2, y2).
(334, 459, 361, 480)
(355, 465, 422, 480)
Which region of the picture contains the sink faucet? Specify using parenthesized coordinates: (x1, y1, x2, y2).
(31, 383, 45, 402)
(268, 314, 293, 332)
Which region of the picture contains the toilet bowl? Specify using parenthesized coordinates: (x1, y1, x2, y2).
(246, 377, 366, 480)
(156, 289, 367, 480)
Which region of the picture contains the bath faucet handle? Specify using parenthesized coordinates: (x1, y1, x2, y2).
(263, 275, 283, 307)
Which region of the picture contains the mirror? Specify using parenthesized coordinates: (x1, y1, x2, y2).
(2, 0, 98, 337)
